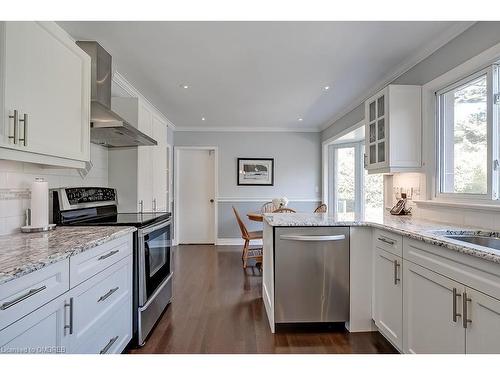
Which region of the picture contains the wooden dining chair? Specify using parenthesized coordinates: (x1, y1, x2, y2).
(261, 201, 274, 213)
(232, 206, 263, 269)
(273, 207, 296, 213)
(314, 203, 327, 213)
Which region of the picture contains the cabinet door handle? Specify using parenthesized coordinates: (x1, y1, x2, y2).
(97, 287, 119, 303)
(152, 198, 156, 212)
(393, 260, 400, 285)
(452, 288, 461, 322)
(18, 113, 28, 146)
(64, 297, 73, 335)
(8, 109, 18, 144)
(139, 200, 144, 213)
(462, 292, 472, 328)
(378, 237, 395, 245)
(0, 285, 46, 310)
(98, 249, 119, 261)
(100, 336, 119, 354)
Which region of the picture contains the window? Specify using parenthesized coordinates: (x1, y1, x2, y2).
(437, 66, 500, 200)
(328, 133, 383, 219)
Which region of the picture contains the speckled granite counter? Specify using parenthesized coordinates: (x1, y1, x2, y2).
(263, 213, 500, 264)
(0, 226, 136, 285)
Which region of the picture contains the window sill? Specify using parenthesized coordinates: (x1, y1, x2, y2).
(413, 199, 500, 212)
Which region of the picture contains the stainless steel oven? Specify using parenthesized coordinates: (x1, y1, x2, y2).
(137, 219, 173, 345)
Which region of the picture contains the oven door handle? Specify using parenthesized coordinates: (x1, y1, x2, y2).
(138, 219, 171, 237)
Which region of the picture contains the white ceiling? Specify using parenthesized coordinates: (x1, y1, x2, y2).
(58, 21, 471, 131)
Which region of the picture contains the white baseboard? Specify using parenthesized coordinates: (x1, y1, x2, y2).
(216, 237, 263, 246)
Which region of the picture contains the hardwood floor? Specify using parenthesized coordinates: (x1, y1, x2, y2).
(128, 244, 397, 354)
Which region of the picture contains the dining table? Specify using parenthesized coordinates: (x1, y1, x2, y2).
(247, 212, 263, 222)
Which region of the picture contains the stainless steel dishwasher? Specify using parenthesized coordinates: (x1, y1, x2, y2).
(274, 227, 349, 324)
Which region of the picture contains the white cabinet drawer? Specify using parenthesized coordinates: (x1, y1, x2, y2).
(69, 234, 132, 288)
(374, 229, 402, 257)
(71, 292, 132, 354)
(0, 260, 69, 331)
(70, 255, 132, 346)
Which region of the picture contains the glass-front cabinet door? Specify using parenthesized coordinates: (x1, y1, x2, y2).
(365, 90, 387, 170)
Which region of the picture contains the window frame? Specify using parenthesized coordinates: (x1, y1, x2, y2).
(435, 65, 500, 202)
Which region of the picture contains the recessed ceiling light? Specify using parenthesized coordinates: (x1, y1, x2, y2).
(201, 117, 206, 121)
(323, 85, 330, 91)
(298, 117, 303, 122)
(180, 84, 190, 89)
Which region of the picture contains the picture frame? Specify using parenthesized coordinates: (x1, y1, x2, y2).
(237, 158, 274, 186)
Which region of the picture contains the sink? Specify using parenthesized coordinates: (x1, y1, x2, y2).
(444, 235, 500, 251)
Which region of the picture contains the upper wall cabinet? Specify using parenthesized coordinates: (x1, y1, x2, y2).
(365, 85, 421, 174)
(0, 22, 91, 168)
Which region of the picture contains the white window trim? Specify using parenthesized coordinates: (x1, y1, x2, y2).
(421, 40, 500, 207)
(435, 66, 496, 201)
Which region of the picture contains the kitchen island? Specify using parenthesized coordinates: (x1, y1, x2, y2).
(262, 213, 500, 353)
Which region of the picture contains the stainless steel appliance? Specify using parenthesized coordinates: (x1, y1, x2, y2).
(52, 187, 172, 346)
(75, 41, 157, 148)
(274, 227, 349, 324)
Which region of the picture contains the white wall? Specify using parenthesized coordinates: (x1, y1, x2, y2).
(0, 144, 108, 234)
(175, 130, 322, 238)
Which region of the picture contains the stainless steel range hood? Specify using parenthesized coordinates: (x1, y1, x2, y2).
(76, 41, 157, 148)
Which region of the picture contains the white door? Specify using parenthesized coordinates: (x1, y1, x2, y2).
(403, 260, 465, 353)
(177, 148, 215, 244)
(0, 293, 70, 353)
(373, 247, 403, 350)
(2, 22, 90, 161)
(465, 288, 500, 353)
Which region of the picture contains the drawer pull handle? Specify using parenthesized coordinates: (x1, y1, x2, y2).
(452, 288, 461, 323)
(98, 250, 119, 261)
(377, 237, 395, 245)
(0, 285, 46, 310)
(98, 287, 119, 303)
(100, 336, 119, 354)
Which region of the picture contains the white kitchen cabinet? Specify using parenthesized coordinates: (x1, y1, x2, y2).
(152, 114, 168, 212)
(0, 293, 69, 353)
(403, 260, 465, 354)
(373, 246, 402, 350)
(109, 97, 168, 213)
(0, 233, 133, 354)
(0, 21, 91, 168)
(365, 85, 421, 174)
(465, 288, 500, 354)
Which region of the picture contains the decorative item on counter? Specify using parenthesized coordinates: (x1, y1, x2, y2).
(21, 178, 56, 233)
(272, 197, 289, 210)
(389, 193, 412, 216)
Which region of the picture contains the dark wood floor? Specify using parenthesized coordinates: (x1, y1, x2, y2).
(129, 244, 397, 354)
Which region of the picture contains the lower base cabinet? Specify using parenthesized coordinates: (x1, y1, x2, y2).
(0, 235, 133, 354)
(403, 261, 465, 354)
(373, 247, 403, 350)
(0, 293, 69, 354)
(403, 251, 500, 354)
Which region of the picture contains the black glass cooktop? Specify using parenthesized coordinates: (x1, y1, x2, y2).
(62, 211, 171, 228)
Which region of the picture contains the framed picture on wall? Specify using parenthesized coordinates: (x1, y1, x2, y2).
(237, 158, 274, 186)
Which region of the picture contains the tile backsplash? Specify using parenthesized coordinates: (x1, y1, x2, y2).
(0, 144, 108, 235)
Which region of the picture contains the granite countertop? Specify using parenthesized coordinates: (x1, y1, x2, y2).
(0, 226, 137, 285)
(263, 212, 500, 264)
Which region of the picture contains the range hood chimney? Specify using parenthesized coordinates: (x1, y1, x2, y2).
(76, 41, 157, 148)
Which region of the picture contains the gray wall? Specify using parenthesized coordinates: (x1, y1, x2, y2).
(175, 131, 322, 238)
(321, 21, 500, 141)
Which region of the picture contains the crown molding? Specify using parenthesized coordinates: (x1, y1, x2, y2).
(175, 126, 321, 133)
(319, 21, 477, 132)
(112, 71, 177, 130)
